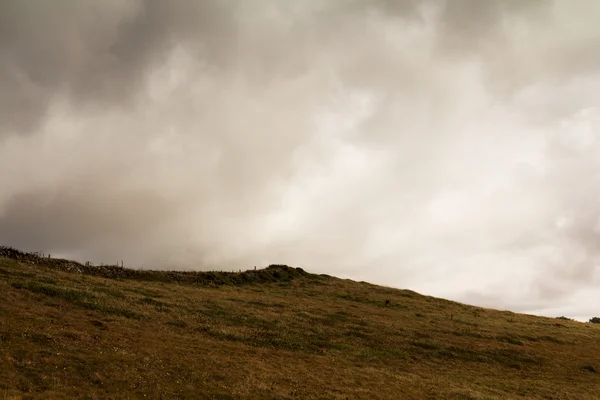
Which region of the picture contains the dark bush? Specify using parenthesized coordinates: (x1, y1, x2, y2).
(556, 316, 574, 321)
(589, 317, 600, 324)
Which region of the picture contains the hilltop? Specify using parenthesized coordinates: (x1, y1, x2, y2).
(1, 247, 599, 399)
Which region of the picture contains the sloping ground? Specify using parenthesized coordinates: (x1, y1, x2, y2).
(0, 254, 599, 399)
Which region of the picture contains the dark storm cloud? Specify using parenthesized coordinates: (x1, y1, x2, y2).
(0, 183, 174, 251)
(0, 0, 241, 136)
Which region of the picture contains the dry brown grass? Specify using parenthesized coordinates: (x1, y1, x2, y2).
(1, 256, 599, 399)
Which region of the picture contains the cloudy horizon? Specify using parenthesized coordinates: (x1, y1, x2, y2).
(1, 0, 599, 321)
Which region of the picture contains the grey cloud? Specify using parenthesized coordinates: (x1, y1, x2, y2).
(0, 0, 241, 136)
(0, 181, 176, 256)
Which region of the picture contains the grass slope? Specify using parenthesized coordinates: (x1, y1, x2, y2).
(0, 251, 599, 399)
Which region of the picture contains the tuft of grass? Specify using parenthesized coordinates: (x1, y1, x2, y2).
(139, 296, 168, 307)
(37, 277, 58, 285)
(93, 286, 127, 299)
(123, 286, 164, 298)
(496, 334, 524, 346)
(166, 320, 187, 328)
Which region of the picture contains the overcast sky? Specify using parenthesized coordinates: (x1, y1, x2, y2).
(1, 0, 599, 320)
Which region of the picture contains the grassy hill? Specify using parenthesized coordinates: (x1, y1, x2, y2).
(1, 248, 599, 399)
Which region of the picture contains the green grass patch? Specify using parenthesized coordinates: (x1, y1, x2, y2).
(123, 287, 164, 298)
(93, 286, 127, 299)
(37, 277, 59, 285)
(496, 334, 524, 346)
(19, 282, 143, 319)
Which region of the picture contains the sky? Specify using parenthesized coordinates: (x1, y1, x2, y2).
(1, 0, 599, 321)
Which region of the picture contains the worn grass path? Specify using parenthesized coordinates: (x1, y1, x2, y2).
(1, 254, 599, 399)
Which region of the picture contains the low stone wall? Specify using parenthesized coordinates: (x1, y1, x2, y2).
(0, 246, 310, 286)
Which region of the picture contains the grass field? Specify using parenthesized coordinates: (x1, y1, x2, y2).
(1, 250, 599, 399)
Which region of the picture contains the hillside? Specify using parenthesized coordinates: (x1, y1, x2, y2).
(1, 248, 599, 399)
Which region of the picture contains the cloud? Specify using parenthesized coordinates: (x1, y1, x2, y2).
(1, 0, 599, 318)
